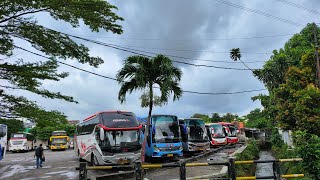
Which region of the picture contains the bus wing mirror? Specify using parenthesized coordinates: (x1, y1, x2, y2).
(211, 128, 214, 135)
(99, 128, 105, 141)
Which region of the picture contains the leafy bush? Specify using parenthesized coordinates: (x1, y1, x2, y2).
(0, 118, 24, 138)
(235, 140, 260, 176)
(293, 131, 320, 179)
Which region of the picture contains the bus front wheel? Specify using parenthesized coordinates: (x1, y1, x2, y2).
(90, 153, 97, 166)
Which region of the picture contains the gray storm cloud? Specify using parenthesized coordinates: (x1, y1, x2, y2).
(5, 0, 320, 120)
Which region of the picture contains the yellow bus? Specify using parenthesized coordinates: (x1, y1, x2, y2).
(50, 131, 69, 150)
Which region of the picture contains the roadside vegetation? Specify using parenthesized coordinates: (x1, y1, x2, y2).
(235, 140, 260, 176)
(242, 23, 320, 179)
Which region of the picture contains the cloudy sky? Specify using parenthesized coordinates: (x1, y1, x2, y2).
(4, 0, 320, 121)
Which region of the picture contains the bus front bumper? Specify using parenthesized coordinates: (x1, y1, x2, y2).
(51, 145, 68, 149)
(152, 149, 183, 158)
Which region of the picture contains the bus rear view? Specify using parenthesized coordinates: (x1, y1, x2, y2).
(145, 115, 183, 162)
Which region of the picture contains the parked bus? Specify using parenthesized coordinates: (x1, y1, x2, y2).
(75, 110, 142, 165)
(50, 131, 69, 150)
(179, 118, 210, 154)
(218, 122, 239, 144)
(145, 115, 183, 162)
(0, 124, 7, 160)
(9, 132, 35, 152)
(205, 123, 227, 146)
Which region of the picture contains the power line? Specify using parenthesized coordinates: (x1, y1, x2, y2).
(213, 0, 303, 27)
(115, 43, 269, 55)
(14, 46, 267, 95)
(275, 0, 320, 15)
(81, 33, 294, 41)
(62, 32, 256, 71)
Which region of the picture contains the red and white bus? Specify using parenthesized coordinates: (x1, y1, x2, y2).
(75, 110, 142, 165)
(205, 123, 228, 146)
(217, 122, 238, 144)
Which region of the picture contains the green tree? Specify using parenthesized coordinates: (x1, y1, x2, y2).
(0, 0, 123, 120)
(0, 118, 24, 138)
(191, 113, 210, 123)
(116, 54, 183, 162)
(221, 113, 238, 122)
(253, 23, 320, 135)
(117, 55, 183, 119)
(210, 113, 221, 123)
(244, 108, 271, 129)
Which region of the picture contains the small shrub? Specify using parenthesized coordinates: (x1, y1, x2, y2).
(235, 140, 260, 176)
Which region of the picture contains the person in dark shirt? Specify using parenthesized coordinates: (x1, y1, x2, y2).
(34, 144, 45, 168)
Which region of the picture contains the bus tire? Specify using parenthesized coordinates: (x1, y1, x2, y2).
(145, 155, 152, 162)
(90, 153, 96, 166)
(78, 150, 84, 162)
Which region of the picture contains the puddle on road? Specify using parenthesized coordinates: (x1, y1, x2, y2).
(46, 170, 77, 179)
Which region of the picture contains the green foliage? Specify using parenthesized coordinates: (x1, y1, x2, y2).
(293, 131, 320, 179)
(270, 128, 284, 148)
(0, 0, 123, 120)
(210, 113, 221, 123)
(31, 124, 75, 140)
(221, 113, 238, 122)
(190, 113, 211, 123)
(230, 48, 242, 61)
(244, 108, 272, 129)
(253, 23, 320, 135)
(235, 140, 260, 176)
(117, 54, 183, 119)
(0, 118, 24, 138)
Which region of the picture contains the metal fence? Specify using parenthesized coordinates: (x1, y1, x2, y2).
(77, 158, 304, 180)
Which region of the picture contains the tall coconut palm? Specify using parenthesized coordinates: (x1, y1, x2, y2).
(230, 48, 253, 72)
(116, 54, 183, 162)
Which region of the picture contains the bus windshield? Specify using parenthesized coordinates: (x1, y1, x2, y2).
(11, 133, 26, 138)
(210, 124, 226, 138)
(229, 126, 237, 137)
(52, 131, 67, 136)
(152, 115, 180, 143)
(52, 137, 67, 144)
(104, 130, 139, 146)
(188, 119, 208, 142)
(102, 112, 139, 128)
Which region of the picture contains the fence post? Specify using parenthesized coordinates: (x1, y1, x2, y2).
(228, 158, 236, 180)
(180, 160, 186, 180)
(135, 161, 143, 180)
(79, 162, 87, 180)
(273, 162, 281, 180)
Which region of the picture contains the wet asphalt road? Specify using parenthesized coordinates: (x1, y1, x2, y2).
(0, 149, 78, 180)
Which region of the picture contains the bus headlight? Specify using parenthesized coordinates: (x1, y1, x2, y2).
(153, 146, 160, 152)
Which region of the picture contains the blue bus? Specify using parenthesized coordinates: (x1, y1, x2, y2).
(0, 124, 8, 161)
(144, 115, 183, 162)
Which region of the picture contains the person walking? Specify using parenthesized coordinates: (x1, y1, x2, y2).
(34, 144, 45, 168)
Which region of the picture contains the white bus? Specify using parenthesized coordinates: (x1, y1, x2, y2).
(0, 124, 7, 161)
(75, 110, 142, 165)
(9, 132, 35, 152)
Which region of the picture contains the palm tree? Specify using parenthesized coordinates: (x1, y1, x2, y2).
(230, 48, 253, 72)
(116, 54, 183, 162)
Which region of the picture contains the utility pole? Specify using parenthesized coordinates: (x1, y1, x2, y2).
(313, 23, 320, 86)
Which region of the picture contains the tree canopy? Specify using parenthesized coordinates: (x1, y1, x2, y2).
(0, 0, 123, 120)
(253, 23, 320, 135)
